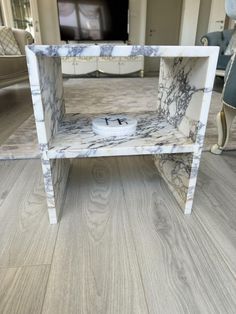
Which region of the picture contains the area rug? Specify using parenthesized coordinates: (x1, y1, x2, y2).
(0, 77, 235, 159)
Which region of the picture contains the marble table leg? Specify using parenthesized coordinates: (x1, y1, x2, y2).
(154, 151, 201, 214)
(41, 157, 70, 224)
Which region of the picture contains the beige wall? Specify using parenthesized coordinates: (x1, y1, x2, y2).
(179, 0, 201, 45)
(37, 0, 60, 44)
(129, 0, 147, 44)
(195, 0, 212, 45)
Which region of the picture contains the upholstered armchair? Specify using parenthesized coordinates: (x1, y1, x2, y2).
(200, 29, 234, 71)
(211, 53, 236, 154)
(211, 0, 236, 154)
(0, 27, 34, 88)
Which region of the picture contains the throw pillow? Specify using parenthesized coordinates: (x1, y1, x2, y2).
(225, 30, 236, 56)
(0, 26, 21, 55)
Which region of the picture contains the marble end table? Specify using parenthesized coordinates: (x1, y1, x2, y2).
(25, 45, 219, 224)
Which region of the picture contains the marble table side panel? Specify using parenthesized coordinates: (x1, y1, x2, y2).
(26, 47, 48, 145)
(41, 157, 70, 224)
(193, 50, 218, 147)
(51, 158, 70, 223)
(157, 58, 209, 136)
(26, 49, 65, 145)
(25, 47, 40, 87)
(37, 56, 65, 143)
(154, 151, 201, 214)
(177, 57, 217, 144)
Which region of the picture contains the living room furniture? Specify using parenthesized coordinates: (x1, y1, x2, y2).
(62, 56, 144, 77)
(61, 41, 144, 77)
(200, 29, 234, 76)
(0, 27, 34, 88)
(211, 53, 236, 154)
(210, 0, 236, 154)
(26, 44, 218, 224)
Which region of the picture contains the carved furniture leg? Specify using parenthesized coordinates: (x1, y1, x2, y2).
(211, 104, 236, 154)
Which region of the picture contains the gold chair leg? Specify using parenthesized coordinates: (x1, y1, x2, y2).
(211, 104, 236, 154)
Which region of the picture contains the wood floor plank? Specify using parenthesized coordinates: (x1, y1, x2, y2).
(42, 158, 149, 314)
(0, 265, 49, 314)
(194, 152, 236, 278)
(0, 160, 58, 267)
(221, 151, 236, 174)
(0, 84, 32, 145)
(118, 155, 236, 314)
(0, 160, 27, 207)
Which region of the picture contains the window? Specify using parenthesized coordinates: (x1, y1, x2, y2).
(10, 0, 33, 33)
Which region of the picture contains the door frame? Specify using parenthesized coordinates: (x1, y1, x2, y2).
(179, 0, 200, 45)
(208, 0, 226, 32)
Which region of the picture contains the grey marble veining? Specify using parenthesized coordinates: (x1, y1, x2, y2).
(25, 44, 219, 223)
(41, 157, 70, 223)
(154, 152, 201, 214)
(48, 112, 195, 159)
(27, 45, 219, 58)
(157, 57, 213, 142)
(29, 56, 65, 145)
(158, 58, 205, 127)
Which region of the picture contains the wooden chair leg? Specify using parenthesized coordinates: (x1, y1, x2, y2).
(211, 104, 236, 154)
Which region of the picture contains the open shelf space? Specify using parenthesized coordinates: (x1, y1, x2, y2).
(48, 111, 196, 159)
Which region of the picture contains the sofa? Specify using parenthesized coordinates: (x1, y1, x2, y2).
(200, 29, 234, 72)
(0, 27, 34, 88)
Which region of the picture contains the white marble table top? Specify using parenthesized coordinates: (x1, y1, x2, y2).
(26, 44, 219, 58)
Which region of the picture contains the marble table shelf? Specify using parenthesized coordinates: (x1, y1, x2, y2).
(48, 112, 195, 159)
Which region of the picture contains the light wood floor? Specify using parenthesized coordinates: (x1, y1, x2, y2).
(0, 82, 236, 313)
(0, 154, 236, 313)
(0, 84, 32, 145)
